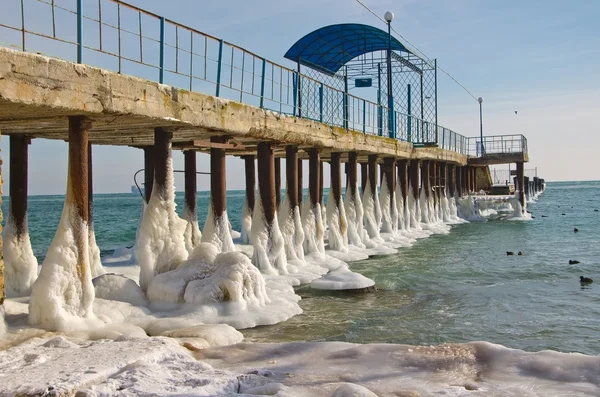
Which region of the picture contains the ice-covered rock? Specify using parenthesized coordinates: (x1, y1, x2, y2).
(93, 273, 148, 306)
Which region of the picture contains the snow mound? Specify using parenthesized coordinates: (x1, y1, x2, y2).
(310, 263, 375, 291)
(160, 324, 243, 347)
(93, 273, 148, 306)
(331, 383, 379, 397)
(184, 251, 268, 307)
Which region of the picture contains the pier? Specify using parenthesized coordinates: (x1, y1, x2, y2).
(0, 0, 545, 328)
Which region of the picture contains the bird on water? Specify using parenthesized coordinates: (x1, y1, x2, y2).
(580, 276, 593, 285)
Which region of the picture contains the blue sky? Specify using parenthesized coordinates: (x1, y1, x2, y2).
(1, 0, 599, 194)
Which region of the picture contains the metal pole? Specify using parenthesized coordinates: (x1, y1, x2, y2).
(76, 0, 83, 63)
(478, 97, 484, 156)
(215, 39, 223, 97)
(297, 60, 302, 118)
(386, 21, 394, 139)
(159, 17, 165, 84)
(407, 84, 412, 142)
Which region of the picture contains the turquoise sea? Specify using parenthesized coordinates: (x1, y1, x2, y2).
(3, 181, 600, 355)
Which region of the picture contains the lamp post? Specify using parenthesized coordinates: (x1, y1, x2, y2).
(385, 11, 394, 139)
(478, 96, 484, 156)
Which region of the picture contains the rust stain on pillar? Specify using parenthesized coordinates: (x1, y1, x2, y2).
(68, 116, 90, 282)
(308, 149, 320, 207)
(88, 142, 94, 226)
(361, 162, 368, 196)
(274, 157, 281, 209)
(383, 158, 396, 204)
(154, 128, 172, 202)
(297, 158, 303, 206)
(286, 146, 298, 208)
(347, 152, 358, 198)
(257, 142, 276, 224)
(421, 160, 431, 198)
(244, 155, 255, 212)
(143, 146, 155, 203)
(368, 154, 378, 199)
(330, 153, 342, 208)
(398, 160, 409, 203)
(9, 136, 29, 238)
(409, 160, 420, 201)
(319, 159, 324, 204)
(210, 136, 227, 218)
(184, 150, 197, 219)
(517, 161, 525, 212)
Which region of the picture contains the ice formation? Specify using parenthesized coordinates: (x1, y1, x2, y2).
(240, 198, 253, 244)
(362, 175, 382, 240)
(408, 185, 421, 230)
(93, 273, 148, 306)
(379, 177, 397, 234)
(0, 305, 6, 337)
(136, 157, 189, 292)
(28, 185, 99, 331)
(302, 196, 325, 255)
(201, 203, 235, 253)
(129, 201, 146, 265)
(310, 263, 375, 290)
(251, 197, 288, 275)
(184, 251, 268, 308)
(343, 184, 366, 249)
(2, 213, 38, 297)
(88, 224, 105, 278)
(326, 189, 349, 252)
(182, 203, 202, 256)
(278, 192, 305, 262)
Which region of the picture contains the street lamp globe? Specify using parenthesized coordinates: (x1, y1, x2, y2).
(384, 11, 394, 23)
(478, 97, 483, 104)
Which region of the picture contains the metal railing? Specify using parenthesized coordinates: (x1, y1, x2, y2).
(467, 134, 528, 158)
(0, 0, 470, 155)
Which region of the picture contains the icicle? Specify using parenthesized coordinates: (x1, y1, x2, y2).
(182, 203, 202, 255)
(362, 175, 381, 239)
(88, 224, 105, 278)
(278, 192, 305, 262)
(251, 196, 287, 275)
(302, 198, 325, 255)
(343, 184, 366, 249)
(326, 188, 349, 252)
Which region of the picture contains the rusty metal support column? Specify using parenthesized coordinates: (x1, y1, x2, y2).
(517, 161, 525, 212)
(441, 163, 447, 197)
(319, 159, 324, 204)
(297, 158, 303, 206)
(448, 164, 456, 197)
(274, 157, 281, 209)
(286, 146, 298, 208)
(361, 162, 368, 195)
(184, 150, 197, 220)
(9, 136, 29, 238)
(524, 176, 530, 199)
(383, 157, 396, 203)
(409, 160, 420, 201)
(465, 166, 471, 194)
(347, 152, 358, 196)
(68, 115, 90, 280)
(472, 167, 478, 192)
(244, 155, 255, 212)
(308, 149, 321, 207)
(421, 160, 431, 198)
(210, 136, 227, 218)
(431, 161, 438, 206)
(154, 128, 172, 201)
(331, 153, 342, 208)
(398, 160, 408, 204)
(143, 146, 155, 203)
(456, 166, 462, 197)
(257, 142, 276, 224)
(368, 155, 378, 199)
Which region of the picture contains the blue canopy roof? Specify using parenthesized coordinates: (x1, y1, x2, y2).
(284, 23, 412, 76)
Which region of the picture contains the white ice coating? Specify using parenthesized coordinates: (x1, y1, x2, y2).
(239, 198, 253, 244)
(407, 185, 421, 230)
(0, 305, 5, 337)
(88, 225, 105, 278)
(343, 184, 366, 249)
(2, 214, 38, 297)
(362, 176, 381, 240)
(129, 200, 146, 265)
(182, 204, 202, 256)
(379, 177, 397, 234)
(326, 189, 348, 252)
(201, 204, 235, 254)
(310, 263, 375, 290)
(28, 197, 99, 331)
(302, 197, 325, 255)
(251, 196, 288, 275)
(278, 192, 305, 263)
(136, 157, 189, 292)
(395, 182, 406, 232)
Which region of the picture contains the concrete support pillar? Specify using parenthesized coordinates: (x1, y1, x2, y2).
(398, 160, 409, 204)
(448, 164, 456, 197)
(88, 142, 94, 225)
(154, 128, 172, 202)
(524, 176, 530, 200)
(516, 161, 525, 213)
(331, 153, 342, 208)
(184, 150, 198, 221)
(465, 166, 471, 194)
(383, 157, 396, 205)
(244, 155, 255, 212)
(0, 129, 3, 311)
(274, 157, 281, 209)
(70, 117, 90, 255)
(319, 160, 324, 204)
(533, 177, 539, 194)
(368, 155, 378, 199)
(297, 158, 303, 206)
(143, 146, 155, 203)
(308, 149, 321, 207)
(9, 136, 29, 238)
(431, 161, 438, 208)
(421, 160, 431, 198)
(361, 162, 368, 195)
(472, 167, 478, 192)
(286, 146, 298, 208)
(441, 163, 447, 197)
(347, 152, 358, 197)
(409, 160, 420, 201)
(257, 142, 276, 225)
(210, 136, 227, 218)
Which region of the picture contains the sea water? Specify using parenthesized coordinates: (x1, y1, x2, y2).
(3, 181, 600, 355)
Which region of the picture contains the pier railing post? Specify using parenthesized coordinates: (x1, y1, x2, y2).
(260, 59, 266, 109)
(159, 17, 165, 84)
(215, 39, 224, 97)
(76, 0, 83, 63)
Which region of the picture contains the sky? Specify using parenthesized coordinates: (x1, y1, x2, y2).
(1, 0, 599, 194)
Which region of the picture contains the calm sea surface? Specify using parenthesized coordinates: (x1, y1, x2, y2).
(3, 181, 600, 355)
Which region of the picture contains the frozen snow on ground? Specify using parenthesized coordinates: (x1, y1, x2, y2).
(2, 215, 38, 297)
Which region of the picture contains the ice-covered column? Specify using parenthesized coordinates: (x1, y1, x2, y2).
(524, 176, 530, 201)
(252, 142, 287, 274)
(241, 155, 255, 244)
(279, 146, 305, 261)
(448, 164, 456, 198)
(344, 151, 365, 247)
(297, 158, 303, 210)
(363, 154, 381, 238)
(275, 157, 281, 209)
(408, 160, 421, 229)
(183, 150, 201, 254)
(381, 157, 397, 233)
(327, 152, 348, 251)
(420, 160, 432, 223)
(397, 159, 409, 230)
(303, 149, 325, 254)
(4, 136, 38, 297)
(472, 167, 478, 192)
(87, 143, 105, 278)
(29, 116, 96, 329)
(457, 166, 464, 197)
(202, 136, 235, 252)
(431, 161, 439, 219)
(517, 161, 526, 213)
(143, 146, 155, 203)
(0, 137, 4, 335)
(465, 166, 471, 195)
(361, 162, 368, 196)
